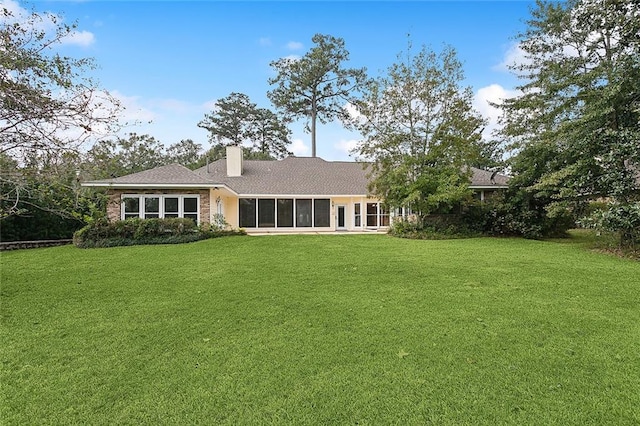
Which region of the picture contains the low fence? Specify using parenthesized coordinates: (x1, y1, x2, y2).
(0, 239, 73, 251)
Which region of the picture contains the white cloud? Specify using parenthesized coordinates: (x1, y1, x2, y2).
(1, 0, 95, 47)
(290, 138, 309, 156)
(258, 37, 271, 46)
(286, 41, 303, 50)
(61, 30, 95, 47)
(202, 99, 218, 111)
(0, 0, 24, 19)
(110, 90, 156, 124)
(152, 98, 191, 114)
(334, 138, 359, 156)
(282, 54, 300, 62)
(494, 42, 530, 72)
(343, 102, 364, 123)
(107, 91, 211, 146)
(474, 84, 519, 139)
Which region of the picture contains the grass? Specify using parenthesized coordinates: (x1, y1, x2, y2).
(2, 234, 639, 424)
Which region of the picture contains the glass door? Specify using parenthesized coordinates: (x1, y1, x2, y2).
(336, 205, 346, 229)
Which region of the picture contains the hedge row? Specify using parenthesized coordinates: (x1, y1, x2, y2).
(73, 218, 245, 248)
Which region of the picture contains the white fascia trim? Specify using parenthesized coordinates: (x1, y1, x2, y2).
(82, 182, 238, 194)
(469, 185, 509, 190)
(237, 194, 371, 198)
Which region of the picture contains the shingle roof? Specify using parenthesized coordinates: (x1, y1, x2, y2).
(83, 157, 510, 194)
(84, 163, 211, 186)
(469, 168, 510, 187)
(193, 157, 371, 195)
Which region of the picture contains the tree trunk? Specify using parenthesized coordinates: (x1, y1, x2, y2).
(311, 98, 317, 157)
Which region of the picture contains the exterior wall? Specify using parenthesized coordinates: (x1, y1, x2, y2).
(210, 189, 238, 228)
(217, 195, 385, 233)
(331, 196, 375, 231)
(106, 189, 211, 224)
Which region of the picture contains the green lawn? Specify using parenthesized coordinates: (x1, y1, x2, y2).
(2, 234, 639, 424)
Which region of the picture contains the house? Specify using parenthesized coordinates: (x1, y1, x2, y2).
(82, 146, 509, 232)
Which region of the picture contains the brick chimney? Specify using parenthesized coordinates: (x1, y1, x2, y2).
(226, 145, 243, 177)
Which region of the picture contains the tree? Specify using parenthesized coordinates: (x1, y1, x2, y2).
(1, 5, 121, 219)
(198, 92, 291, 160)
(498, 0, 640, 246)
(83, 133, 167, 180)
(250, 108, 291, 159)
(0, 149, 96, 241)
(166, 139, 203, 169)
(268, 34, 366, 157)
(197, 93, 256, 146)
(350, 43, 487, 219)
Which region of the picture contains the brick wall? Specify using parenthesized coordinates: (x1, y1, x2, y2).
(106, 189, 210, 224)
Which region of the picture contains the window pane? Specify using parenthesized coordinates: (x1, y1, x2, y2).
(258, 199, 276, 228)
(277, 199, 293, 227)
(183, 197, 198, 213)
(239, 198, 256, 228)
(144, 197, 160, 219)
(366, 203, 378, 227)
(164, 197, 179, 213)
(354, 203, 361, 227)
(145, 197, 159, 213)
(314, 199, 330, 227)
(380, 204, 390, 227)
(184, 214, 197, 223)
(296, 199, 312, 227)
(124, 197, 139, 214)
(337, 206, 345, 228)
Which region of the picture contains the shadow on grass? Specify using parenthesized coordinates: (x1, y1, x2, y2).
(546, 229, 639, 260)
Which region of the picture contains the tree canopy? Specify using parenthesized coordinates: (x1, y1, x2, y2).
(499, 0, 640, 245)
(198, 92, 291, 160)
(350, 43, 488, 217)
(1, 5, 121, 220)
(268, 34, 366, 157)
(0, 6, 121, 159)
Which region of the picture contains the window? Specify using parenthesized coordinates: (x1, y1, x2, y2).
(144, 197, 160, 219)
(258, 199, 276, 228)
(365, 202, 390, 228)
(296, 199, 312, 227)
(380, 204, 390, 227)
(124, 197, 140, 219)
(183, 197, 198, 222)
(240, 197, 333, 229)
(121, 194, 200, 223)
(277, 199, 294, 227)
(239, 198, 257, 228)
(366, 203, 378, 227)
(164, 197, 179, 218)
(313, 199, 330, 227)
(354, 203, 361, 227)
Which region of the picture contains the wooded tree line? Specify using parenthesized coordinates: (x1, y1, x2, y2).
(1, 0, 638, 246)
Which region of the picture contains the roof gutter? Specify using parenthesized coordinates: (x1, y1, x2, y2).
(81, 182, 239, 195)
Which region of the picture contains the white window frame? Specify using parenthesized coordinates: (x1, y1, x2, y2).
(121, 194, 200, 223)
(365, 201, 390, 228)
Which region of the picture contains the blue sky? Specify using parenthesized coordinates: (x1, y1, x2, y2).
(8, 0, 534, 160)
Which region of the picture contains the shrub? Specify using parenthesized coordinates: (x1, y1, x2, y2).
(389, 215, 481, 240)
(389, 193, 576, 241)
(73, 218, 245, 248)
(579, 202, 640, 249)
